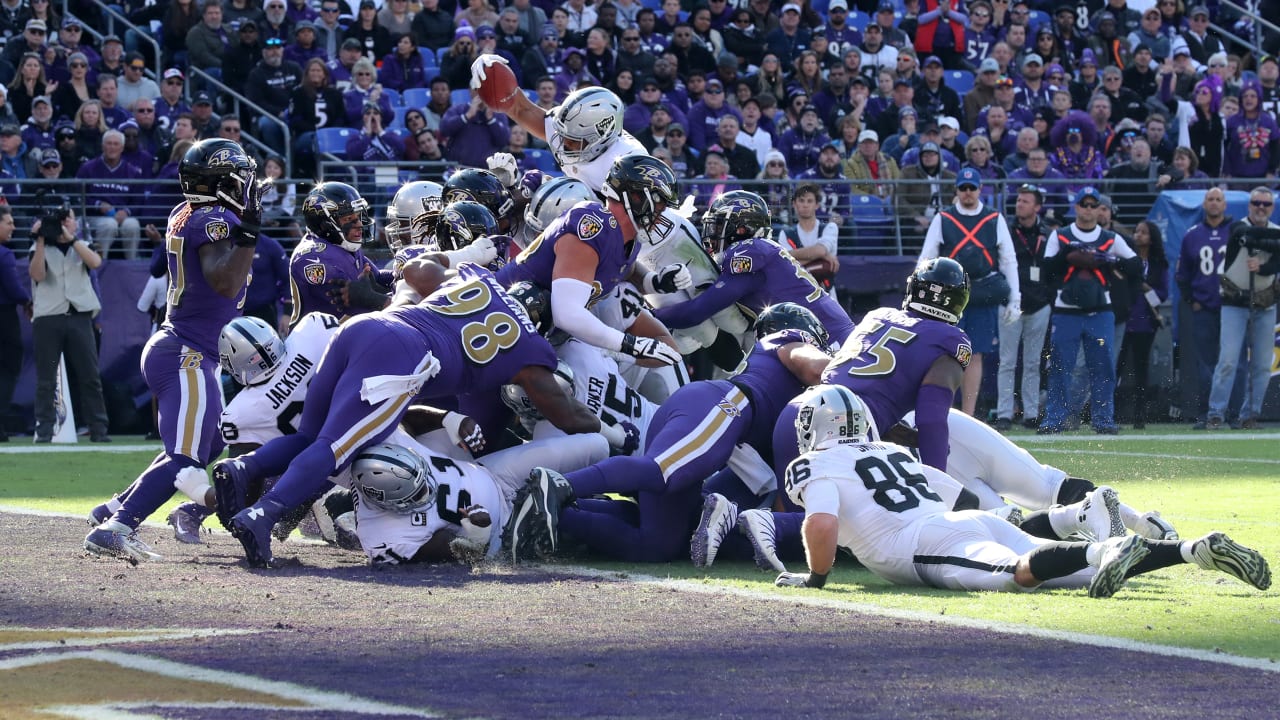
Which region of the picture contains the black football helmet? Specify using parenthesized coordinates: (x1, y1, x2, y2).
(436, 200, 499, 253)
(443, 168, 514, 227)
(702, 190, 772, 257)
(602, 154, 677, 233)
(178, 138, 257, 215)
(506, 280, 553, 335)
(754, 302, 831, 351)
(903, 257, 970, 325)
(302, 182, 373, 251)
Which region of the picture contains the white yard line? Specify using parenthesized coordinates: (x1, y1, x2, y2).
(0, 443, 162, 454)
(555, 565, 1280, 673)
(1016, 432, 1277, 442)
(1029, 448, 1280, 465)
(0, 649, 439, 717)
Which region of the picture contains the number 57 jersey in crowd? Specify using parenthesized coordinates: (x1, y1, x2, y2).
(220, 312, 341, 447)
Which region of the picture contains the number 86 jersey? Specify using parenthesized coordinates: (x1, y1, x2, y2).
(785, 441, 949, 585)
(822, 307, 972, 438)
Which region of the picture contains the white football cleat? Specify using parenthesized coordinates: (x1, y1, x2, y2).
(1088, 535, 1150, 599)
(690, 493, 737, 568)
(1133, 511, 1179, 541)
(1077, 486, 1124, 541)
(1191, 532, 1271, 590)
(738, 508, 786, 573)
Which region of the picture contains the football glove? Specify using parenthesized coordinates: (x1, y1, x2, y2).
(620, 333, 682, 366)
(486, 152, 520, 189)
(644, 263, 693, 294)
(469, 54, 510, 90)
(775, 571, 828, 589)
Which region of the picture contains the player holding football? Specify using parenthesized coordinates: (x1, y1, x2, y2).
(85, 138, 262, 563)
(773, 384, 1271, 599)
(472, 57, 754, 376)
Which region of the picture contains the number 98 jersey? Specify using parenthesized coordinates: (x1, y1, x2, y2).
(219, 312, 340, 446)
(350, 429, 506, 565)
(822, 307, 972, 437)
(785, 441, 949, 585)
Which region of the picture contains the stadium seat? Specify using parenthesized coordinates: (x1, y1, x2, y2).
(388, 127, 413, 145)
(451, 88, 472, 105)
(811, 0, 829, 14)
(402, 87, 430, 109)
(418, 47, 438, 68)
(315, 127, 356, 158)
(525, 147, 559, 174)
(848, 194, 897, 251)
(847, 10, 871, 32)
(1029, 10, 1050, 29)
(424, 66, 441, 85)
(435, 46, 450, 64)
(381, 88, 400, 107)
(388, 105, 409, 129)
(946, 70, 975, 95)
(525, 89, 538, 102)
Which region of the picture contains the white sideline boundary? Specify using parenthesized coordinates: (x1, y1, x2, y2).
(1016, 432, 1277, 442)
(1030, 449, 1280, 465)
(0, 443, 162, 454)
(553, 565, 1280, 674)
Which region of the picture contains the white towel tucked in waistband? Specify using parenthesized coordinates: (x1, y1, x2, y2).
(360, 352, 441, 404)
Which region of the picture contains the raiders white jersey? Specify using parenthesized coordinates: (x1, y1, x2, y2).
(219, 312, 340, 447)
(353, 428, 506, 565)
(902, 409, 1067, 511)
(551, 337, 659, 451)
(542, 120, 648, 188)
(786, 441, 951, 585)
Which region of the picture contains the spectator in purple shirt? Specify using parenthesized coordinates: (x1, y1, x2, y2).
(380, 33, 431, 92)
(153, 68, 191, 132)
(285, 21, 327, 68)
(685, 77, 742, 149)
(286, 0, 318, 25)
(441, 91, 510, 169)
(0, 206, 28, 440)
(76, 128, 143, 260)
(1117, 220, 1169, 428)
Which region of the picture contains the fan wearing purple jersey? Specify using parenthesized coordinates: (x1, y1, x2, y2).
(503, 303, 833, 564)
(214, 262, 623, 567)
(651, 191, 856, 346)
(287, 182, 391, 323)
(84, 139, 263, 563)
(496, 154, 691, 369)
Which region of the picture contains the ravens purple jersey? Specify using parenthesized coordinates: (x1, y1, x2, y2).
(733, 328, 828, 448)
(162, 204, 250, 355)
(288, 234, 377, 321)
(496, 201, 639, 306)
(652, 237, 855, 344)
(388, 263, 558, 395)
(822, 307, 972, 435)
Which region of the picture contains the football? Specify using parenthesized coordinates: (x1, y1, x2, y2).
(478, 61, 520, 112)
(804, 256, 838, 282)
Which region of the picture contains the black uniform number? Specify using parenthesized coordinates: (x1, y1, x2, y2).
(430, 456, 471, 525)
(276, 401, 304, 436)
(855, 451, 942, 513)
(603, 375, 643, 421)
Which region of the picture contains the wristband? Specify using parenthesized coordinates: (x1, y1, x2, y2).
(599, 417, 627, 448)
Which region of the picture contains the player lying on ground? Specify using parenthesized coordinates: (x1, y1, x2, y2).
(773, 385, 1271, 598)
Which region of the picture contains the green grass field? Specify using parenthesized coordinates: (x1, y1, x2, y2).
(4, 431, 1278, 661)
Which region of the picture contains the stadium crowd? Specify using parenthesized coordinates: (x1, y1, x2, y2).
(1, 0, 1279, 443)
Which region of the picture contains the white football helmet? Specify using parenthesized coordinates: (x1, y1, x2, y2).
(523, 176, 595, 238)
(218, 316, 285, 386)
(351, 443, 438, 514)
(551, 87, 624, 166)
(499, 362, 576, 424)
(387, 181, 444, 251)
(795, 385, 872, 454)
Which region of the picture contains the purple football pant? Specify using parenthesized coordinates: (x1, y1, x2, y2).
(559, 488, 704, 563)
(113, 331, 223, 529)
(252, 315, 435, 513)
(565, 380, 754, 498)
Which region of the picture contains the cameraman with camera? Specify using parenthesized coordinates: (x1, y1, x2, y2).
(1204, 186, 1280, 430)
(27, 206, 111, 443)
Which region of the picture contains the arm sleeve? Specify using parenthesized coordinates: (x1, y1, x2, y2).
(801, 478, 841, 517)
(551, 277, 627, 352)
(995, 215, 1020, 302)
(1110, 234, 1137, 260)
(818, 222, 838, 256)
(651, 270, 757, 329)
(915, 382, 954, 471)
